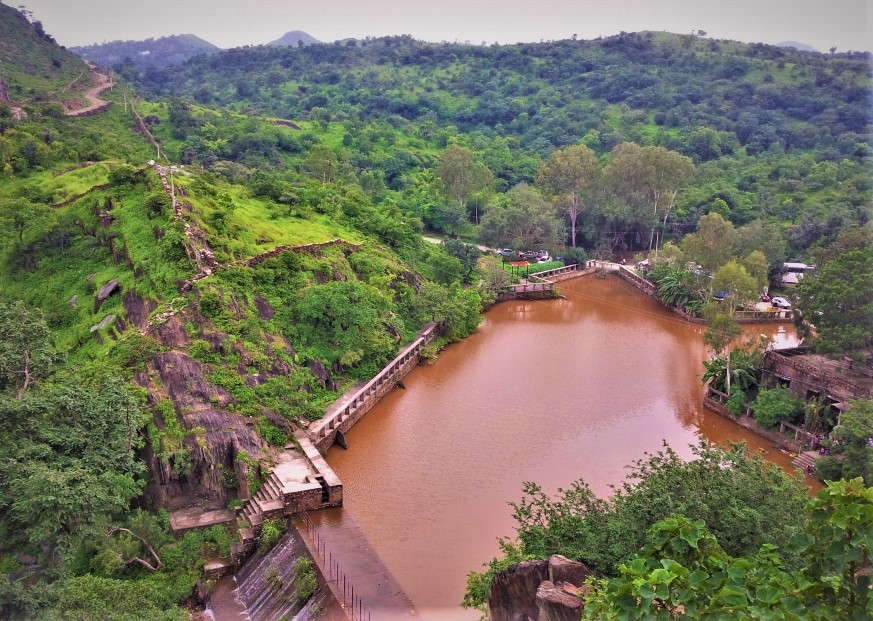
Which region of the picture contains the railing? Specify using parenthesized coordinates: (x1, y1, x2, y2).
(735, 309, 793, 321)
(299, 511, 371, 621)
(527, 263, 582, 280)
(615, 265, 656, 293)
(310, 323, 440, 440)
(779, 420, 819, 448)
(501, 282, 554, 294)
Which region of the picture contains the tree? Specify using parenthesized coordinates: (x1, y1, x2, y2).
(752, 387, 805, 428)
(0, 301, 62, 398)
(603, 143, 694, 252)
(582, 478, 872, 620)
(442, 238, 482, 283)
(703, 301, 742, 395)
(681, 212, 737, 272)
(711, 260, 758, 311)
(742, 250, 769, 292)
(536, 144, 600, 248)
(0, 372, 148, 548)
(464, 441, 809, 610)
(478, 183, 565, 250)
(434, 145, 493, 223)
(795, 226, 873, 355)
(0, 199, 56, 251)
(815, 399, 873, 485)
(303, 143, 339, 184)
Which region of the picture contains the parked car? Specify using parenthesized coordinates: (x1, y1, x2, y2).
(771, 296, 792, 309)
(497, 248, 514, 257)
(537, 255, 551, 263)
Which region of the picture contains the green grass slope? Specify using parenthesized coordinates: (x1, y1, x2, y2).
(0, 2, 88, 104)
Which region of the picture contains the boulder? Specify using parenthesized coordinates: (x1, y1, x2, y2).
(487, 559, 549, 621)
(90, 314, 115, 332)
(95, 278, 121, 309)
(549, 555, 591, 587)
(536, 581, 583, 621)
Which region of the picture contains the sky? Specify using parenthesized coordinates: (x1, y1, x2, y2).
(13, 0, 872, 53)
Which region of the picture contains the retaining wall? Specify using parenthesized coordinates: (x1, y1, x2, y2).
(703, 393, 804, 453)
(310, 323, 440, 453)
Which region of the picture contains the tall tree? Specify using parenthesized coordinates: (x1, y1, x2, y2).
(435, 145, 493, 223)
(535, 144, 600, 248)
(681, 212, 737, 272)
(703, 301, 743, 395)
(795, 226, 873, 355)
(603, 143, 694, 252)
(478, 183, 565, 250)
(0, 301, 62, 398)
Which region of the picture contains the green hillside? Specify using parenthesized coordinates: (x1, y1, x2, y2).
(0, 9, 871, 620)
(0, 2, 88, 104)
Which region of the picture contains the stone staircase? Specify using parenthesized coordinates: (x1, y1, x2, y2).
(792, 450, 820, 474)
(236, 472, 285, 548)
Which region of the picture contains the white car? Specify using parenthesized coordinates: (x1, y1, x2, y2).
(771, 296, 792, 309)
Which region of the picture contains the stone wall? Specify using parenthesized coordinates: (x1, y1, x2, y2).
(310, 323, 440, 453)
(704, 395, 804, 453)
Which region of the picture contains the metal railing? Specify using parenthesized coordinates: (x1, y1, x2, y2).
(299, 511, 371, 621)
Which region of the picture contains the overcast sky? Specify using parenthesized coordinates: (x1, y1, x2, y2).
(14, 0, 872, 53)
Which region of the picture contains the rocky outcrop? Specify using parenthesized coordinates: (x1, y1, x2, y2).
(123, 291, 158, 329)
(95, 278, 121, 309)
(488, 555, 591, 621)
(536, 581, 585, 621)
(147, 351, 266, 500)
(488, 559, 549, 621)
(253, 293, 274, 320)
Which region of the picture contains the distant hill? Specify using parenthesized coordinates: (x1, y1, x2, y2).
(776, 40, 818, 53)
(71, 34, 220, 69)
(0, 2, 88, 103)
(267, 30, 319, 47)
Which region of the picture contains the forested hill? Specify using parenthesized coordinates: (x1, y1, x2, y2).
(0, 1, 87, 103)
(71, 34, 220, 69)
(131, 31, 871, 254)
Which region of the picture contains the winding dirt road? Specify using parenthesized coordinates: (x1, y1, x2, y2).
(64, 64, 113, 116)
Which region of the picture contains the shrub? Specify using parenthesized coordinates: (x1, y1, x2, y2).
(292, 556, 317, 604)
(752, 387, 804, 429)
(258, 518, 284, 554)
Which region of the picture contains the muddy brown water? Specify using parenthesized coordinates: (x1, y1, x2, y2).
(326, 276, 800, 620)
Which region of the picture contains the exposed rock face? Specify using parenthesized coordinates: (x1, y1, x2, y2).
(253, 293, 274, 320)
(489, 555, 591, 621)
(488, 559, 549, 621)
(123, 291, 158, 329)
(144, 352, 267, 502)
(536, 581, 583, 621)
(0, 72, 9, 104)
(153, 315, 188, 349)
(308, 359, 338, 391)
(549, 555, 591, 587)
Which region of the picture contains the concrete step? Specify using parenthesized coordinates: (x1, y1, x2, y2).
(260, 498, 285, 518)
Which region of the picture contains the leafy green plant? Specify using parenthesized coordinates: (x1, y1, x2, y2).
(752, 387, 805, 429)
(258, 518, 285, 554)
(292, 556, 317, 605)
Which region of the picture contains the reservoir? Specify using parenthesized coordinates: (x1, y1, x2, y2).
(325, 275, 799, 620)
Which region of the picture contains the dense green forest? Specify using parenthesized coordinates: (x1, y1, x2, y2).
(0, 2, 871, 617)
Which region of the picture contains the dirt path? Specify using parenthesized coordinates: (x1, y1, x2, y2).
(64, 66, 114, 116)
